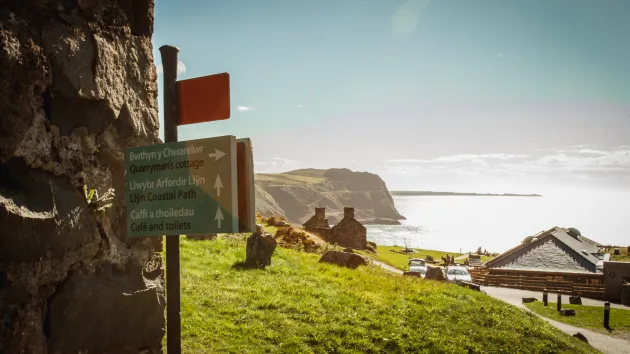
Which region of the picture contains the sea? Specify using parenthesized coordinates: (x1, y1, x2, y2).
(366, 190, 629, 254)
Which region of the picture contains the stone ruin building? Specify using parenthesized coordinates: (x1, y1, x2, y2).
(303, 207, 367, 250)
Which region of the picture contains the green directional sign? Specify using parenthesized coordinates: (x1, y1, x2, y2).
(125, 135, 239, 237)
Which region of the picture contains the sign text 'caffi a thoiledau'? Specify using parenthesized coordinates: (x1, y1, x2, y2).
(125, 135, 239, 237)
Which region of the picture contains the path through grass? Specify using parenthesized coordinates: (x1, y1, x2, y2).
(525, 301, 630, 341)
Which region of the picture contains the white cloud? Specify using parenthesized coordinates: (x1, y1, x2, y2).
(388, 154, 530, 164)
(177, 61, 186, 75)
(497, 52, 504, 58)
(236, 106, 255, 112)
(575, 149, 608, 155)
(155, 60, 186, 76)
(254, 157, 301, 172)
(379, 146, 630, 190)
(297, 104, 304, 108)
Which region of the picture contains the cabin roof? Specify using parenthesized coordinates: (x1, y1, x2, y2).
(485, 226, 603, 272)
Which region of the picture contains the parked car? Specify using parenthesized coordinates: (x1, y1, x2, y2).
(445, 266, 472, 283)
(408, 258, 427, 277)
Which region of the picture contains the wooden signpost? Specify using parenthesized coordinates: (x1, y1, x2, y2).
(123, 45, 254, 354)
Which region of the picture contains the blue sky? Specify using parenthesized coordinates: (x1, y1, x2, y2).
(152, 0, 630, 193)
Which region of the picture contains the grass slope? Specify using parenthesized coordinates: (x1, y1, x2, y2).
(612, 254, 630, 262)
(610, 247, 630, 262)
(168, 237, 596, 353)
(525, 302, 630, 341)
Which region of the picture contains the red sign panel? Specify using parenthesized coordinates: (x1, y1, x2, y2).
(177, 72, 230, 126)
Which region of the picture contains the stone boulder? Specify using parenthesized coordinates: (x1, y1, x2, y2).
(245, 225, 277, 268)
(573, 332, 589, 343)
(560, 309, 576, 316)
(319, 251, 368, 269)
(403, 271, 422, 277)
(569, 296, 582, 305)
(425, 265, 446, 281)
(522, 298, 538, 304)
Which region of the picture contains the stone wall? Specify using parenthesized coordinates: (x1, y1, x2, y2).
(329, 208, 367, 250)
(305, 227, 331, 241)
(0, 1, 165, 353)
(302, 207, 330, 229)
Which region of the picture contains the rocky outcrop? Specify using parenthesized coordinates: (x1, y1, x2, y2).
(319, 251, 369, 269)
(425, 265, 446, 281)
(245, 225, 277, 268)
(1, 1, 164, 353)
(255, 168, 405, 225)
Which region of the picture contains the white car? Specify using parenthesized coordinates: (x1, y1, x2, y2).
(445, 266, 472, 283)
(408, 258, 427, 278)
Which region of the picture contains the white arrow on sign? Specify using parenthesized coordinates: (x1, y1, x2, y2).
(208, 149, 226, 161)
(214, 174, 223, 196)
(215, 207, 224, 228)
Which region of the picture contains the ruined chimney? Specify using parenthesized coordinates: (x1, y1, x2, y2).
(344, 207, 355, 219)
(315, 207, 325, 218)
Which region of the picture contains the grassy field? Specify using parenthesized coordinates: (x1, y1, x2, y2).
(359, 246, 496, 272)
(165, 237, 596, 353)
(256, 216, 281, 235)
(610, 247, 630, 262)
(525, 302, 630, 341)
(360, 246, 470, 271)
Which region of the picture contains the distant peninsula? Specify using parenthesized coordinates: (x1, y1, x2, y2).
(255, 168, 406, 225)
(391, 191, 543, 197)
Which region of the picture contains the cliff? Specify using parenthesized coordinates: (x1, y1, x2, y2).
(1, 1, 164, 353)
(255, 168, 405, 225)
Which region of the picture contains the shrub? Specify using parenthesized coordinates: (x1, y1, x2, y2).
(262, 215, 290, 227)
(274, 226, 320, 253)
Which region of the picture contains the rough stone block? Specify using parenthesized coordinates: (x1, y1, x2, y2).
(245, 233, 277, 268)
(0, 159, 99, 262)
(47, 261, 165, 353)
(319, 251, 368, 269)
(403, 271, 422, 277)
(522, 297, 538, 304)
(560, 309, 576, 316)
(425, 265, 446, 281)
(0, 1, 164, 352)
(569, 296, 582, 305)
(573, 332, 589, 343)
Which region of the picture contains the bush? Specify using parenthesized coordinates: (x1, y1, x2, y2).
(426, 255, 434, 262)
(263, 215, 290, 227)
(274, 226, 320, 253)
